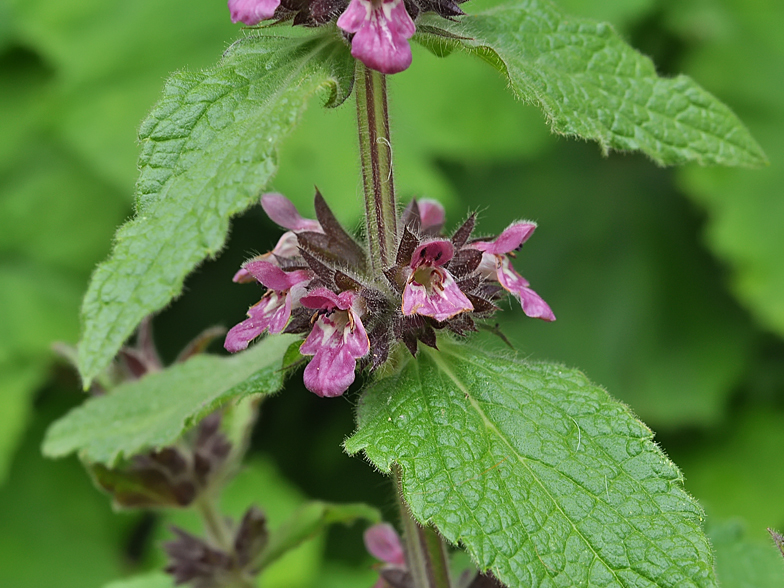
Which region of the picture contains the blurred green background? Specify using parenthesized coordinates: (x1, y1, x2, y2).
(1, 0, 783, 586)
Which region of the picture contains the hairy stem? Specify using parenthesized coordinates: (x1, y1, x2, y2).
(355, 61, 397, 272)
(394, 465, 453, 588)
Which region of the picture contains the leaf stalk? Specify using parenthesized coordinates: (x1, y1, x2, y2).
(394, 464, 453, 588)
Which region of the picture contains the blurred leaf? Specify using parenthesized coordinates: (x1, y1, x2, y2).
(103, 573, 173, 588)
(667, 0, 784, 336)
(319, 562, 378, 588)
(44, 334, 296, 465)
(0, 262, 82, 362)
(4, 0, 238, 189)
(346, 340, 717, 588)
(76, 31, 354, 387)
(668, 409, 784, 538)
(710, 520, 784, 588)
(0, 142, 128, 273)
(258, 501, 380, 571)
(0, 388, 131, 588)
(274, 45, 551, 226)
(554, 0, 656, 26)
(447, 142, 755, 429)
(0, 360, 46, 484)
(417, 0, 767, 167)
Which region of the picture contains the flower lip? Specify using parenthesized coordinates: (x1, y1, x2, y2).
(474, 222, 537, 255)
(410, 239, 454, 269)
(243, 260, 309, 291)
(228, 0, 281, 25)
(261, 193, 321, 232)
(337, 0, 416, 75)
(300, 287, 355, 311)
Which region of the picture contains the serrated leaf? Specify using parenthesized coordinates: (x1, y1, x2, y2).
(258, 501, 381, 571)
(415, 0, 767, 167)
(346, 340, 717, 588)
(76, 30, 354, 387)
(44, 334, 296, 465)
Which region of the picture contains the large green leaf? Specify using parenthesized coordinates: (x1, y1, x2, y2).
(346, 340, 717, 588)
(416, 0, 766, 167)
(76, 31, 354, 386)
(44, 334, 295, 465)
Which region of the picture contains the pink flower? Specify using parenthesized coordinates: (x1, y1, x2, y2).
(365, 523, 407, 588)
(228, 0, 281, 25)
(402, 240, 473, 322)
(337, 0, 416, 74)
(473, 223, 555, 321)
(224, 262, 311, 352)
(299, 288, 370, 397)
(233, 193, 322, 283)
(417, 199, 446, 233)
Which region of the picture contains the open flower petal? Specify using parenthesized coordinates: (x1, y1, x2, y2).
(496, 256, 555, 321)
(261, 193, 321, 232)
(224, 293, 286, 352)
(403, 267, 473, 322)
(300, 288, 369, 397)
(228, 0, 280, 25)
(474, 222, 537, 255)
(337, 0, 416, 74)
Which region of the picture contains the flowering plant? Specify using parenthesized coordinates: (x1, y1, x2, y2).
(34, 0, 783, 587)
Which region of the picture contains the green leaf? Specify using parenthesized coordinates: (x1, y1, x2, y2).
(0, 361, 47, 484)
(258, 501, 381, 571)
(710, 520, 784, 588)
(667, 0, 784, 336)
(346, 340, 717, 588)
(76, 30, 354, 387)
(44, 334, 296, 465)
(415, 0, 767, 167)
(0, 388, 132, 588)
(102, 573, 173, 588)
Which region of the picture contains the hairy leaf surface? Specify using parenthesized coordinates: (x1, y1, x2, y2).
(77, 31, 354, 386)
(416, 0, 766, 167)
(346, 340, 717, 587)
(45, 335, 295, 465)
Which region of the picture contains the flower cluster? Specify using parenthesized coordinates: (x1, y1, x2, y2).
(227, 0, 466, 74)
(225, 191, 554, 398)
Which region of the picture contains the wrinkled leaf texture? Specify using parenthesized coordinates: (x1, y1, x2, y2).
(77, 30, 354, 386)
(415, 0, 767, 168)
(45, 335, 295, 465)
(346, 340, 717, 587)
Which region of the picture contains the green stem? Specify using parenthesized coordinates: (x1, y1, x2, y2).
(355, 61, 398, 272)
(195, 496, 256, 588)
(394, 465, 453, 588)
(195, 494, 233, 551)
